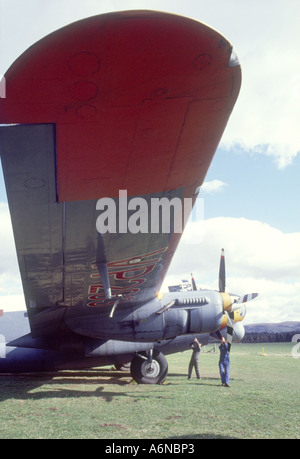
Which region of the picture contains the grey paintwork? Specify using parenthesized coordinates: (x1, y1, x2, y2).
(0, 124, 244, 375)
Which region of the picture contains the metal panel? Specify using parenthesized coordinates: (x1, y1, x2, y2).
(0, 124, 64, 312)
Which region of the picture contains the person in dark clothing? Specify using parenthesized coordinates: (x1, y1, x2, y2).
(188, 337, 202, 380)
(219, 337, 230, 387)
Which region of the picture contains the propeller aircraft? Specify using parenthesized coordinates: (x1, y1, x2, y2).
(0, 10, 258, 384)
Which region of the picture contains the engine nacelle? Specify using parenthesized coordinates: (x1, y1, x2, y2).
(65, 291, 224, 342)
(188, 303, 223, 334)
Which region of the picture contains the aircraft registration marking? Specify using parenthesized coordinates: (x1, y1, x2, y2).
(87, 247, 167, 307)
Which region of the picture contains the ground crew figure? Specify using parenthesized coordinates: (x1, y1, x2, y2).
(188, 337, 202, 380)
(219, 337, 230, 387)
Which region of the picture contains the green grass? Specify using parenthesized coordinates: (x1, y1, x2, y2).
(0, 343, 299, 439)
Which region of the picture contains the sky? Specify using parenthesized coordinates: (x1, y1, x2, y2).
(0, 0, 300, 325)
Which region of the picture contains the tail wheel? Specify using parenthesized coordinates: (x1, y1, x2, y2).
(130, 350, 168, 384)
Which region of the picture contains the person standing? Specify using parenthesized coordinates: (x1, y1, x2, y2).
(219, 337, 230, 387)
(188, 337, 202, 380)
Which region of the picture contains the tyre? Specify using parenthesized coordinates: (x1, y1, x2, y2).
(130, 350, 168, 384)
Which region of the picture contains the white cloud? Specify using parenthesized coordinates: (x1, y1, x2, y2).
(0, 294, 25, 312)
(217, 1, 300, 168)
(235, 277, 300, 324)
(163, 216, 300, 323)
(0, 203, 22, 296)
(201, 180, 228, 194)
(0, 203, 19, 271)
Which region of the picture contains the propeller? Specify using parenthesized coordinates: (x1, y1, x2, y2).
(190, 249, 258, 351)
(226, 312, 235, 352)
(219, 248, 226, 293)
(217, 248, 258, 352)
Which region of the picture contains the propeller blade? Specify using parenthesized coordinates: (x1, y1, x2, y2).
(224, 292, 259, 313)
(237, 293, 259, 304)
(226, 293, 258, 312)
(191, 273, 197, 291)
(226, 311, 234, 353)
(210, 329, 223, 341)
(219, 248, 226, 293)
(225, 294, 259, 350)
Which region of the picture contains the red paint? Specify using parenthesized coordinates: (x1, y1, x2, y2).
(88, 247, 167, 306)
(0, 11, 241, 202)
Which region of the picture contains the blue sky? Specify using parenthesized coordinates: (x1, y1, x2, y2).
(0, 0, 300, 324)
(204, 146, 300, 234)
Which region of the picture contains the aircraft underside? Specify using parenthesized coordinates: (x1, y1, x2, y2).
(0, 297, 245, 384)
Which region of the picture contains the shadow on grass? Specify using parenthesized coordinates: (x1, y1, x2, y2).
(167, 373, 243, 386)
(0, 370, 134, 402)
(0, 370, 242, 403)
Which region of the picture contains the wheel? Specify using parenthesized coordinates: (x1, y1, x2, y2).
(130, 350, 168, 384)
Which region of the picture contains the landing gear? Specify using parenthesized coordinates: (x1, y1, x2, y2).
(130, 350, 168, 384)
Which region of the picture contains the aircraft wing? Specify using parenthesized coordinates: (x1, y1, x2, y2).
(0, 11, 241, 337)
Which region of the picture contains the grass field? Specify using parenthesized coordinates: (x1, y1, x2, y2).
(0, 342, 299, 439)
